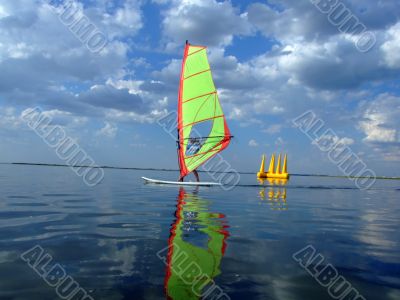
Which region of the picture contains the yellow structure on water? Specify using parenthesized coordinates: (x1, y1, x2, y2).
(257, 153, 289, 180)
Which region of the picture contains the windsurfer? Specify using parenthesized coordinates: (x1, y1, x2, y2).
(176, 41, 231, 185)
(179, 138, 201, 182)
(187, 137, 201, 155)
(179, 169, 199, 182)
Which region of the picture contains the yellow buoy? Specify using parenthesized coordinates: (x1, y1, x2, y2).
(282, 154, 288, 174)
(257, 154, 266, 178)
(276, 154, 281, 174)
(257, 153, 290, 180)
(268, 153, 275, 174)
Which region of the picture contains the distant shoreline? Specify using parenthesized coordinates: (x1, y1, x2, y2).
(1, 162, 399, 180)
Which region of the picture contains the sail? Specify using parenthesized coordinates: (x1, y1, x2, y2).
(177, 42, 232, 179)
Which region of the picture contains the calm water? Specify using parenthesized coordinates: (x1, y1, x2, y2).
(0, 164, 399, 300)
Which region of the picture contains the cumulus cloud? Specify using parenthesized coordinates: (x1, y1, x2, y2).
(274, 36, 399, 90)
(381, 22, 400, 69)
(264, 124, 282, 135)
(359, 94, 400, 144)
(0, 0, 154, 124)
(0, 107, 23, 129)
(100, 0, 143, 38)
(248, 139, 259, 147)
(80, 84, 145, 112)
(247, 2, 400, 91)
(0, 105, 88, 141)
(161, 0, 254, 50)
(275, 137, 285, 147)
(96, 122, 118, 138)
(36, 109, 88, 127)
(248, 1, 400, 43)
(313, 134, 355, 156)
(248, 1, 337, 43)
(358, 94, 400, 161)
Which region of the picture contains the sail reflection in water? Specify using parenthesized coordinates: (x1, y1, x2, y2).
(164, 188, 229, 300)
(259, 179, 288, 211)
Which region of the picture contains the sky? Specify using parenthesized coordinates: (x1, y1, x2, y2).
(0, 0, 399, 176)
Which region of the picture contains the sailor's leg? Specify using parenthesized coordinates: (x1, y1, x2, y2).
(193, 170, 200, 182)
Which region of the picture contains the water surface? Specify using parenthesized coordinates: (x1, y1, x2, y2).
(0, 164, 399, 299)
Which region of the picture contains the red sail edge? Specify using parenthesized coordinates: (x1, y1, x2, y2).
(177, 42, 189, 180)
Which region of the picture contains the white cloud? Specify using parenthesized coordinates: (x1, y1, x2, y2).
(313, 134, 355, 159)
(339, 137, 355, 146)
(248, 1, 400, 43)
(130, 143, 146, 148)
(162, 0, 253, 50)
(248, 139, 258, 147)
(358, 94, 400, 161)
(106, 78, 144, 94)
(40, 109, 88, 127)
(275, 137, 285, 147)
(359, 94, 400, 143)
(101, 0, 143, 38)
(0, 4, 8, 18)
(361, 120, 397, 143)
(247, 2, 400, 91)
(104, 108, 168, 124)
(0, 0, 144, 114)
(0, 107, 22, 129)
(314, 135, 354, 147)
(96, 122, 118, 138)
(3, 42, 34, 59)
(381, 22, 400, 69)
(0, 106, 88, 131)
(264, 124, 282, 135)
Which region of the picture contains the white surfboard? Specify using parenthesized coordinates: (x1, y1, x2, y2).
(141, 177, 221, 186)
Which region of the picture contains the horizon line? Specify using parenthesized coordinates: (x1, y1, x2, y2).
(0, 162, 398, 180)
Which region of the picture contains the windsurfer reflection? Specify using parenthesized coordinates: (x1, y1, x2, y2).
(163, 188, 229, 300)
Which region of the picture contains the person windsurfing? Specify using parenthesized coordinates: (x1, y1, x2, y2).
(175, 41, 232, 184)
(179, 138, 200, 182)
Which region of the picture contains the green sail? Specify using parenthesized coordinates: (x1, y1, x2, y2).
(178, 43, 232, 179)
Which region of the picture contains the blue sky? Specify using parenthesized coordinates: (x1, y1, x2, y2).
(0, 0, 399, 176)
